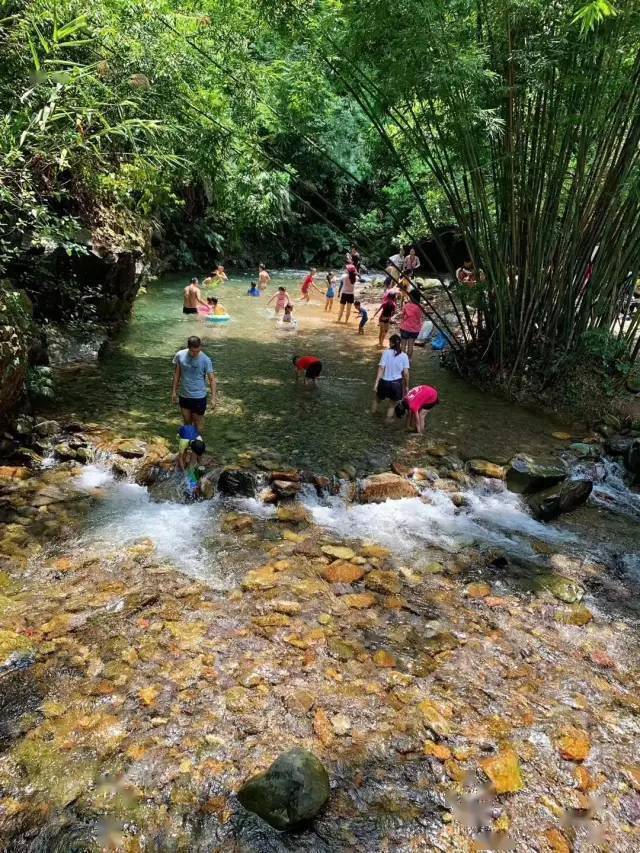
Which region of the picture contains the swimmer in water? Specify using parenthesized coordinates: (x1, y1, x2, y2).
(258, 263, 271, 290)
(204, 265, 228, 287)
(247, 281, 260, 296)
(281, 304, 294, 323)
(267, 285, 292, 315)
(209, 296, 228, 316)
(292, 354, 322, 386)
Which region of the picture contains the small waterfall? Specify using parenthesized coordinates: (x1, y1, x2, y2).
(573, 457, 640, 521)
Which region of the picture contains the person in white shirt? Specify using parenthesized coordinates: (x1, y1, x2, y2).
(385, 250, 405, 286)
(372, 333, 410, 419)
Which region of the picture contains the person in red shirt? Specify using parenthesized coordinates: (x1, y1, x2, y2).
(394, 384, 439, 434)
(292, 354, 323, 386)
(298, 269, 322, 303)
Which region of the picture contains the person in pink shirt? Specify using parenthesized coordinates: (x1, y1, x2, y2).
(267, 286, 292, 315)
(399, 292, 427, 359)
(394, 384, 439, 434)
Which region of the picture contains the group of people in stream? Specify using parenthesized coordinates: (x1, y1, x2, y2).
(174, 247, 449, 497)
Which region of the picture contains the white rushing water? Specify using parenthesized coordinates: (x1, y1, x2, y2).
(307, 481, 572, 559)
(74, 465, 217, 578)
(581, 458, 640, 521)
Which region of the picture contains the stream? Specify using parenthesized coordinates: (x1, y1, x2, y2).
(1, 270, 640, 851)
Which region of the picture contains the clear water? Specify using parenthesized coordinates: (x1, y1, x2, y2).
(49, 270, 577, 474)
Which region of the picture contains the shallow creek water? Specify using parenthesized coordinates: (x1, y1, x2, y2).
(2, 272, 640, 850)
(49, 270, 577, 472)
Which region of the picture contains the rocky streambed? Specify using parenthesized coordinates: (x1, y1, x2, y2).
(0, 420, 639, 850)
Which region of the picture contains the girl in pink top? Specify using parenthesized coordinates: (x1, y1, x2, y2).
(268, 286, 292, 315)
(394, 384, 439, 434)
(399, 292, 427, 359)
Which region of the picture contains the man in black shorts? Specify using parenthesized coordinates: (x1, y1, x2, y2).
(171, 336, 217, 432)
(183, 277, 207, 315)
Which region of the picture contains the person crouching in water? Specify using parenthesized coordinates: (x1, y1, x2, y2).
(293, 354, 322, 386)
(372, 333, 410, 420)
(281, 304, 295, 324)
(395, 385, 439, 434)
(268, 285, 292, 315)
(247, 281, 260, 297)
(176, 425, 207, 497)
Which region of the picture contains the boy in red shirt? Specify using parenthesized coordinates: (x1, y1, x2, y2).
(394, 384, 439, 434)
(298, 269, 322, 303)
(292, 355, 323, 386)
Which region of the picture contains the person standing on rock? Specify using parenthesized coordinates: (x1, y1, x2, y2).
(183, 278, 207, 315)
(372, 333, 410, 420)
(171, 336, 216, 432)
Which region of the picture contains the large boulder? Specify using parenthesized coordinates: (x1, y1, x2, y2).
(237, 748, 330, 830)
(217, 468, 256, 497)
(605, 436, 633, 457)
(528, 478, 593, 521)
(359, 472, 418, 503)
(505, 454, 567, 495)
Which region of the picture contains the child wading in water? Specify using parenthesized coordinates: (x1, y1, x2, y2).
(298, 268, 322, 303)
(281, 304, 295, 323)
(354, 301, 368, 335)
(208, 296, 228, 316)
(373, 291, 397, 347)
(325, 272, 337, 312)
(268, 286, 292, 315)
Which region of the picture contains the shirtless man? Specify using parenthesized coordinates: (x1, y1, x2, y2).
(183, 277, 207, 315)
(258, 263, 271, 290)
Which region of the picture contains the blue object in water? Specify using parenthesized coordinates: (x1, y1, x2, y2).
(247, 287, 260, 297)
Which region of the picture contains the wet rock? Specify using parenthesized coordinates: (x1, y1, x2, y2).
(605, 435, 633, 456)
(341, 593, 376, 609)
(276, 504, 311, 524)
(269, 470, 300, 483)
(365, 569, 401, 594)
(330, 713, 351, 736)
(540, 574, 585, 603)
(327, 638, 359, 661)
(505, 454, 566, 495)
(285, 689, 315, 714)
(467, 459, 505, 479)
(552, 431, 572, 441)
(465, 582, 491, 599)
(544, 828, 571, 853)
(53, 442, 77, 461)
(625, 439, 640, 476)
(372, 649, 396, 668)
(359, 472, 418, 503)
(480, 747, 525, 794)
(557, 728, 590, 762)
(321, 545, 355, 560)
(237, 747, 330, 830)
(217, 468, 256, 497)
(34, 419, 60, 436)
(272, 480, 301, 498)
(556, 604, 593, 626)
(0, 466, 31, 481)
(568, 442, 601, 459)
(115, 439, 146, 459)
(528, 478, 592, 521)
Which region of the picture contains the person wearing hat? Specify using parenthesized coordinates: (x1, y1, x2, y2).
(372, 333, 410, 419)
(395, 384, 439, 434)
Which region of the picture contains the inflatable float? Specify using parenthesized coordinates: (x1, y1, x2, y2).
(206, 313, 231, 323)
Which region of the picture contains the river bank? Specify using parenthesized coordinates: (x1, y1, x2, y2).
(1, 418, 640, 849)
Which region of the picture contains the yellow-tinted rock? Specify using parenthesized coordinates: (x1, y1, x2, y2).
(276, 504, 311, 524)
(138, 686, 160, 706)
(224, 686, 251, 712)
(575, 765, 593, 791)
(342, 593, 376, 609)
(544, 827, 571, 853)
(242, 565, 277, 590)
(468, 459, 505, 479)
(418, 700, 453, 737)
(372, 649, 396, 668)
(313, 708, 334, 745)
(557, 728, 590, 762)
(360, 544, 391, 559)
(423, 741, 452, 761)
(321, 545, 355, 560)
(365, 569, 401, 594)
(466, 582, 492, 599)
(321, 562, 365, 584)
(360, 472, 419, 503)
(480, 747, 524, 794)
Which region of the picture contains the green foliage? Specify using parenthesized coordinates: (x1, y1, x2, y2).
(576, 330, 630, 376)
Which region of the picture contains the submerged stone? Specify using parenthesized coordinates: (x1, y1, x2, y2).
(237, 747, 330, 830)
(505, 454, 566, 495)
(539, 574, 585, 603)
(480, 747, 524, 794)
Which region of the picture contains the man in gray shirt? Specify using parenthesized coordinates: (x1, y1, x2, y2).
(171, 336, 216, 432)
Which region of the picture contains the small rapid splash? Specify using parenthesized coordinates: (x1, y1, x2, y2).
(305, 480, 572, 559)
(576, 458, 640, 521)
(74, 464, 218, 579)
